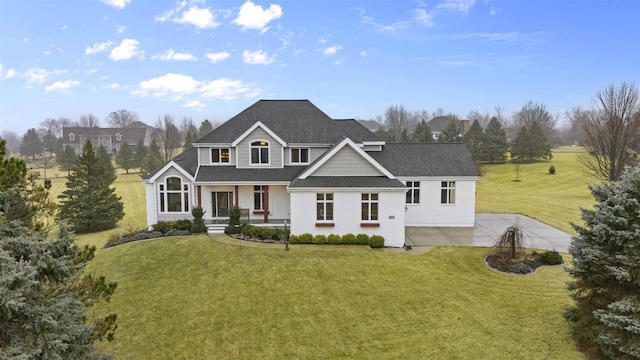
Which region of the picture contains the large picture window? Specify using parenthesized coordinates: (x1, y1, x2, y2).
(291, 148, 309, 164)
(250, 141, 269, 164)
(441, 181, 455, 204)
(159, 177, 189, 212)
(211, 148, 230, 163)
(406, 181, 420, 204)
(316, 193, 333, 221)
(254, 185, 266, 210)
(361, 193, 378, 221)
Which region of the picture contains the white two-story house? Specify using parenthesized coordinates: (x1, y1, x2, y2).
(142, 100, 478, 247)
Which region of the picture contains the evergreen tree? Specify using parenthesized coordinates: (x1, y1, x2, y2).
(115, 142, 135, 174)
(439, 121, 461, 143)
(199, 119, 214, 139)
(97, 145, 117, 183)
(42, 129, 57, 157)
(58, 145, 77, 176)
(510, 122, 552, 162)
(53, 137, 64, 159)
(134, 139, 148, 172)
(140, 139, 163, 177)
(484, 117, 508, 163)
(463, 120, 486, 162)
(566, 161, 640, 359)
(0, 217, 117, 359)
(412, 120, 434, 142)
(0, 138, 27, 191)
(183, 130, 194, 150)
(58, 140, 124, 233)
(19, 128, 43, 160)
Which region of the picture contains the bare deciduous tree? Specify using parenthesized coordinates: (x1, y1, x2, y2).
(39, 117, 73, 139)
(563, 107, 591, 145)
(179, 116, 198, 138)
(78, 113, 100, 128)
(467, 109, 491, 128)
(107, 109, 139, 127)
(1, 130, 21, 155)
(384, 105, 411, 140)
(512, 101, 557, 140)
(154, 115, 182, 162)
(580, 82, 640, 182)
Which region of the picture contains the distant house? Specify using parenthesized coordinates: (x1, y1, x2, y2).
(142, 100, 478, 248)
(62, 127, 151, 154)
(426, 116, 470, 140)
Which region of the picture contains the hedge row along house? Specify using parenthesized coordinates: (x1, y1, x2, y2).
(142, 100, 478, 247)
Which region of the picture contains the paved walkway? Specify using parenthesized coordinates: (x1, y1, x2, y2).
(404, 213, 574, 253)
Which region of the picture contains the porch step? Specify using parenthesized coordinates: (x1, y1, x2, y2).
(206, 224, 227, 234)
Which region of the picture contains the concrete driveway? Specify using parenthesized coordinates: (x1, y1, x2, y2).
(404, 213, 574, 253)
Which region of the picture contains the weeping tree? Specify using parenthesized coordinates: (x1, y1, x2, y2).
(493, 218, 532, 263)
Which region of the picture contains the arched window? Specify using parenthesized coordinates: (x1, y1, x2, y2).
(159, 177, 189, 212)
(69, 133, 75, 141)
(250, 140, 269, 164)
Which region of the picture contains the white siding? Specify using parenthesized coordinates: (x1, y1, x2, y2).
(145, 183, 157, 229)
(236, 127, 283, 168)
(147, 166, 195, 224)
(313, 146, 383, 176)
(403, 179, 476, 227)
(235, 185, 290, 220)
(289, 190, 405, 247)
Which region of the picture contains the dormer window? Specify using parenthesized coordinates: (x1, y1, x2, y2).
(69, 133, 75, 141)
(290, 148, 309, 164)
(115, 133, 122, 141)
(211, 148, 230, 163)
(250, 141, 269, 164)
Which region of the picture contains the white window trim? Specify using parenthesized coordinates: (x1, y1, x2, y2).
(69, 133, 75, 141)
(406, 181, 420, 205)
(316, 193, 334, 222)
(290, 147, 310, 165)
(441, 181, 456, 205)
(158, 176, 190, 214)
(115, 133, 122, 141)
(211, 148, 231, 164)
(361, 193, 379, 222)
(250, 140, 271, 166)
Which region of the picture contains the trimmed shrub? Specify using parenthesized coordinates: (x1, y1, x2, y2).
(327, 234, 341, 245)
(341, 233, 357, 245)
(313, 234, 327, 245)
(152, 221, 171, 234)
(356, 233, 369, 245)
(166, 229, 191, 237)
(369, 235, 384, 248)
(298, 233, 313, 244)
(539, 250, 563, 265)
(225, 206, 242, 234)
(191, 206, 207, 233)
(134, 231, 164, 241)
(509, 263, 532, 274)
(174, 219, 193, 231)
(548, 165, 556, 175)
(289, 234, 299, 244)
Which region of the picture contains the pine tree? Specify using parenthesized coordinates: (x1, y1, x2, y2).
(199, 119, 214, 139)
(484, 117, 508, 163)
(438, 121, 461, 143)
(58, 140, 124, 233)
(412, 120, 434, 142)
(510, 122, 552, 162)
(140, 139, 163, 177)
(42, 129, 57, 157)
(97, 145, 117, 183)
(183, 130, 194, 150)
(566, 161, 640, 359)
(134, 139, 148, 172)
(19, 128, 43, 160)
(0, 138, 27, 191)
(115, 142, 135, 174)
(463, 120, 486, 162)
(58, 145, 77, 176)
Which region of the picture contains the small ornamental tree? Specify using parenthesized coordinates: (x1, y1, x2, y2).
(191, 206, 206, 233)
(566, 161, 640, 359)
(58, 140, 124, 233)
(115, 142, 136, 174)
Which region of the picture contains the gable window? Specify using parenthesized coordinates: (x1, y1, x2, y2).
(159, 177, 190, 213)
(441, 181, 455, 204)
(290, 148, 309, 164)
(254, 185, 266, 210)
(211, 148, 230, 163)
(316, 193, 333, 221)
(250, 141, 269, 164)
(115, 133, 122, 141)
(406, 181, 420, 204)
(69, 133, 75, 141)
(361, 193, 378, 221)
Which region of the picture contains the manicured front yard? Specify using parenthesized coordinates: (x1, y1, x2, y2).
(87, 236, 582, 359)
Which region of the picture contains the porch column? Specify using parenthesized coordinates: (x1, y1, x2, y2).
(263, 185, 269, 223)
(234, 186, 239, 207)
(197, 186, 202, 207)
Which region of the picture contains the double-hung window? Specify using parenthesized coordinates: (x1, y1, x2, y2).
(361, 193, 379, 221)
(291, 148, 309, 164)
(316, 193, 333, 221)
(159, 177, 189, 212)
(254, 185, 266, 211)
(250, 141, 269, 164)
(211, 148, 230, 163)
(406, 181, 420, 204)
(441, 181, 455, 204)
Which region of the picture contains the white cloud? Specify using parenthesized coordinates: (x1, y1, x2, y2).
(23, 68, 67, 85)
(323, 45, 342, 56)
(103, 83, 121, 89)
(200, 78, 260, 100)
(435, 0, 475, 13)
(100, 0, 131, 9)
(86, 40, 114, 55)
(360, 51, 368, 57)
(61, 25, 67, 30)
(0, 64, 17, 80)
(413, 9, 434, 27)
(242, 49, 274, 65)
(152, 49, 198, 61)
(361, 15, 409, 32)
(133, 73, 200, 97)
(44, 49, 53, 55)
(184, 100, 205, 109)
(155, 2, 219, 29)
(45, 80, 81, 94)
(116, 24, 126, 34)
(318, 37, 328, 44)
(205, 51, 231, 63)
(234, 0, 282, 32)
(109, 39, 144, 61)
(489, 6, 497, 15)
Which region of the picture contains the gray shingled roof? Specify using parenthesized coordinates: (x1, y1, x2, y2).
(196, 166, 306, 182)
(143, 147, 199, 180)
(368, 143, 478, 177)
(426, 116, 459, 132)
(334, 119, 382, 142)
(289, 176, 405, 188)
(196, 100, 348, 144)
(62, 127, 147, 145)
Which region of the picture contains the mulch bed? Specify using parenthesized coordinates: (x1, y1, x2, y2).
(485, 254, 545, 274)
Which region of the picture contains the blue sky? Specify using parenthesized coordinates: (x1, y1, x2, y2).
(1, 0, 639, 135)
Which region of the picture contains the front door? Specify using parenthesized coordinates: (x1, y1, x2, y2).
(212, 192, 233, 218)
